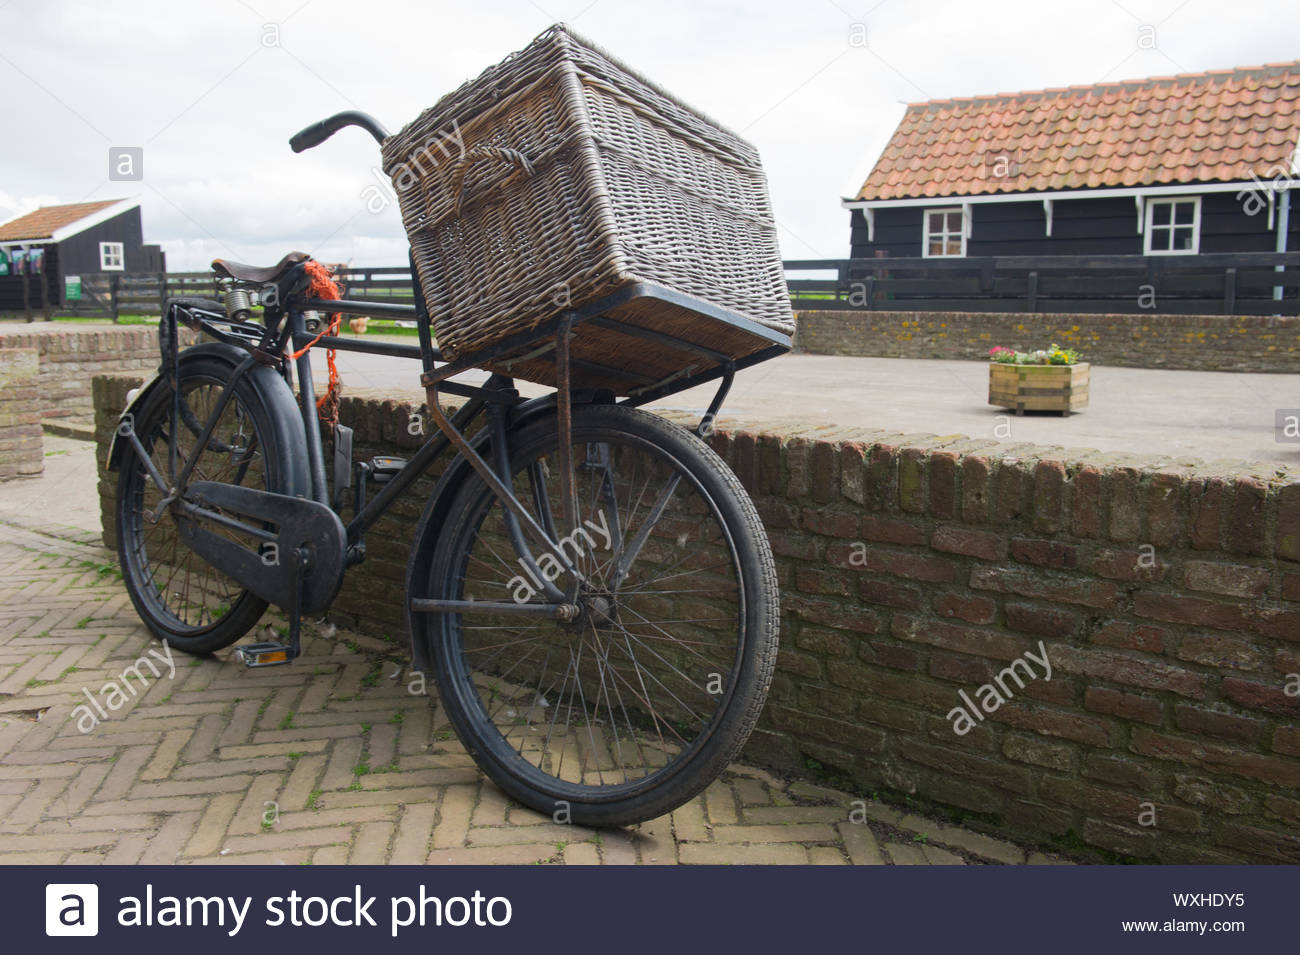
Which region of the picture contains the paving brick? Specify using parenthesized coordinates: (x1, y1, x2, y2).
(679, 843, 809, 865)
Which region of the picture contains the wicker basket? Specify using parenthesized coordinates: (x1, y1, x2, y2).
(380, 24, 793, 393)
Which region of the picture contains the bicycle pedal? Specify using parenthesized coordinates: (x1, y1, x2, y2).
(235, 642, 296, 668)
(368, 456, 407, 485)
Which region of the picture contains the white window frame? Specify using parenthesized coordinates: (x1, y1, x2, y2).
(99, 241, 125, 271)
(922, 207, 967, 258)
(1143, 197, 1201, 255)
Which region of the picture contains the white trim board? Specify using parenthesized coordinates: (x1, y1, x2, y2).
(842, 180, 1293, 211)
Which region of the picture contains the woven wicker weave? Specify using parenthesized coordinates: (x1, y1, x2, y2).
(381, 24, 792, 388)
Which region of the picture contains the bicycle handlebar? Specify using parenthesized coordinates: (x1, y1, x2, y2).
(289, 110, 390, 153)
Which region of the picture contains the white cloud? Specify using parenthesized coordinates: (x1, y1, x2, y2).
(1, 0, 1296, 270)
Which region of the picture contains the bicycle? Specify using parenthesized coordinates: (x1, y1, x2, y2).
(107, 110, 791, 827)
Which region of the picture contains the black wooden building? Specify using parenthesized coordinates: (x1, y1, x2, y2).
(845, 62, 1300, 263)
(0, 198, 164, 315)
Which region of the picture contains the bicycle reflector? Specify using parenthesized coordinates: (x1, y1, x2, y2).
(234, 643, 295, 667)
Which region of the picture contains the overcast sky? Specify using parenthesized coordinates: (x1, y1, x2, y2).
(1, 0, 1297, 271)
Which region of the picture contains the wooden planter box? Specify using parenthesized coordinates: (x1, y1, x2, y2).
(988, 362, 1089, 416)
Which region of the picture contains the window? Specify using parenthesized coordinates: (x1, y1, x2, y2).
(99, 241, 124, 271)
(1144, 198, 1200, 255)
(923, 208, 966, 257)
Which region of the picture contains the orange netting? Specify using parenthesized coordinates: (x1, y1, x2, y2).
(288, 259, 342, 427)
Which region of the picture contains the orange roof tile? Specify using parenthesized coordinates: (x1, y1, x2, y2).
(0, 199, 124, 241)
(855, 62, 1300, 201)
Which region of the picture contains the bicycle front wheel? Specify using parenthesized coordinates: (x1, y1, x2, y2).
(423, 403, 779, 827)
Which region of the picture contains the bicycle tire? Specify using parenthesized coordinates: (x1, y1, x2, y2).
(422, 403, 779, 827)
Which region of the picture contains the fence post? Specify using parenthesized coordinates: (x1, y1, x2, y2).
(158, 272, 167, 316)
(109, 275, 120, 322)
(20, 268, 32, 322)
(40, 268, 52, 320)
(1026, 271, 1039, 312)
(1223, 267, 1237, 316)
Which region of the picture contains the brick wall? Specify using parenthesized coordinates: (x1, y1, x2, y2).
(0, 348, 42, 480)
(796, 309, 1300, 373)
(0, 325, 161, 421)
(93, 373, 1300, 863)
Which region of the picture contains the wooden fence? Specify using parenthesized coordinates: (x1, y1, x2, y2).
(61, 266, 417, 320)
(45, 251, 1300, 321)
(785, 251, 1300, 316)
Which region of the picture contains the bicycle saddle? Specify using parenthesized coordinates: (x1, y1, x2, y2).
(211, 250, 310, 283)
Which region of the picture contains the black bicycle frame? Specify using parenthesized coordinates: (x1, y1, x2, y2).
(157, 267, 785, 621)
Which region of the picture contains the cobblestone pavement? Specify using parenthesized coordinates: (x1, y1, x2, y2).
(0, 444, 1069, 866)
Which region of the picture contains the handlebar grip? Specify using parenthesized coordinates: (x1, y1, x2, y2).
(289, 110, 391, 153)
(289, 118, 338, 153)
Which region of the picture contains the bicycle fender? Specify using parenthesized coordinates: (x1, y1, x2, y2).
(106, 342, 307, 495)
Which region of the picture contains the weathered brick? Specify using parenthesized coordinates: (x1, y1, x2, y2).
(860, 515, 926, 546)
(1171, 774, 1253, 815)
(1071, 466, 1103, 538)
(1188, 477, 1226, 550)
(1146, 471, 1186, 547)
(858, 576, 923, 610)
(1051, 645, 1206, 699)
(933, 593, 997, 625)
(931, 526, 1003, 561)
(960, 455, 992, 523)
(1278, 483, 1300, 562)
(1009, 537, 1079, 570)
(1030, 460, 1066, 533)
(1173, 704, 1263, 745)
(1131, 727, 1300, 787)
(991, 703, 1111, 747)
(970, 565, 1118, 609)
(810, 440, 839, 504)
(1092, 548, 1166, 582)
(862, 550, 960, 583)
(1106, 467, 1141, 542)
(929, 452, 959, 520)
(1084, 686, 1162, 725)
(1041, 777, 1201, 833)
(1089, 622, 1165, 653)
(1133, 592, 1252, 632)
(1215, 823, 1300, 863)
(897, 447, 925, 513)
(801, 508, 859, 539)
(1229, 478, 1269, 557)
(1002, 733, 1074, 771)
(1004, 601, 1079, 638)
(1183, 560, 1270, 598)
(892, 614, 1029, 662)
(1175, 633, 1263, 671)
(1220, 677, 1297, 715)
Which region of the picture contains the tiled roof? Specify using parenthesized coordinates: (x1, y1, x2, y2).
(855, 62, 1300, 201)
(0, 199, 124, 241)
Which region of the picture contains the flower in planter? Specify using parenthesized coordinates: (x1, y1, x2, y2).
(988, 344, 1081, 365)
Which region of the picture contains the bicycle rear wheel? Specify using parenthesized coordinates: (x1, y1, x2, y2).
(422, 403, 779, 827)
(115, 350, 305, 654)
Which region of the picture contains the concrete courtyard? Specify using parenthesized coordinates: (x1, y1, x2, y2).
(315, 347, 1300, 469)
